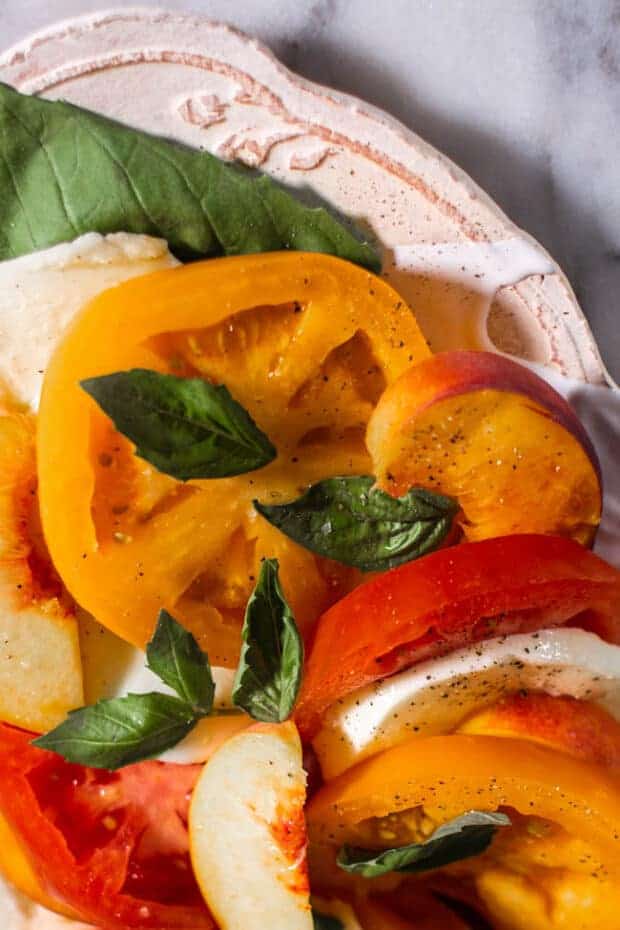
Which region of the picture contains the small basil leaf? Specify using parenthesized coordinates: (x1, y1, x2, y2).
(32, 693, 197, 770)
(0, 82, 380, 271)
(80, 369, 276, 480)
(312, 909, 344, 930)
(232, 559, 303, 722)
(146, 609, 214, 714)
(255, 476, 458, 572)
(337, 811, 511, 878)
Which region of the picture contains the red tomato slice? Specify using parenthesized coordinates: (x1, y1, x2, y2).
(296, 534, 620, 737)
(0, 724, 215, 929)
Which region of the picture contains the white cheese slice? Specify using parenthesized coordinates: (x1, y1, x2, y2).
(79, 615, 249, 764)
(0, 232, 178, 411)
(313, 628, 620, 779)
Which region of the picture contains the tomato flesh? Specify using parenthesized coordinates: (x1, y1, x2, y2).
(0, 724, 215, 928)
(296, 534, 620, 736)
(37, 253, 429, 664)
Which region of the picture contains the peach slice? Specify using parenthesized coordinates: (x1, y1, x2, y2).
(367, 351, 601, 543)
(0, 413, 82, 733)
(459, 692, 620, 772)
(190, 722, 312, 930)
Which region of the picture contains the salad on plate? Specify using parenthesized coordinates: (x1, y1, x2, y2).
(0, 26, 618, 930)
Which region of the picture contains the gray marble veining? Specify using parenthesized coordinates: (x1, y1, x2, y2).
(2, 0, 619, 378)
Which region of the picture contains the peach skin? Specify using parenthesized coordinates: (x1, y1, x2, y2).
(458, 692, 620, 772)
(367, 351, 601, 544)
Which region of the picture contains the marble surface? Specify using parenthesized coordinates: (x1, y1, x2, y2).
(2, 0, 619, 379)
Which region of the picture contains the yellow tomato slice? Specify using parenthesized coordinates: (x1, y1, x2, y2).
(38, 252, 429, 664)
(307, 734, 620, 930)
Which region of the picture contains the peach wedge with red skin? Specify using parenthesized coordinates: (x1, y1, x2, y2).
(367, 351, 601, 544)
(459, 692, 620, 773)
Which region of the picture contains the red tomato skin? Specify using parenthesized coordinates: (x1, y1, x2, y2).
(0, 724, 216, 929)
(296, 534, 620, 737)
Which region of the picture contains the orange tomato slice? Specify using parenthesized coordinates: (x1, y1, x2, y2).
(307, 735, 620, 930)
(37, 252, 429, 664)
(307, 734, 620, 858)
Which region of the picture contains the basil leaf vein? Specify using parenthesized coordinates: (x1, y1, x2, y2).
(33, 692, 197, 770)
(146, 609, 215, 713)
(0, 82, 379, 271)
(232, 558, 303, 722)
(255, 476, 458, 571)
(81, 369, 276, 480)
(337, 810, 511, 878)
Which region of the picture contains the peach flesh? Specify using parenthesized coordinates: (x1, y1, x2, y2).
(459, 692, 620, 772)
(367, 351, 602, 544)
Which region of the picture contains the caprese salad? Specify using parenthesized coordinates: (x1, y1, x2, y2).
(0, 79, 618, 930)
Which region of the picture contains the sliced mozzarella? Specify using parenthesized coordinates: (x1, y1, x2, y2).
(79, 614, 249, 764)
(190, 722, 312, 930)
(0, 232, 178, 410)
(314, 628, 620, 778)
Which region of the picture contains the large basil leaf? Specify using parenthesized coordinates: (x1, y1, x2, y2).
(146, 609, 214, 714)
(81, 369, 276, 480)
(312, 910, 344, 930)
(32, 693, 197, 770)
(255, 476, 458, 571)
(232, 559, 303, 722)
(337, 811, 511, 878)
(0, 82, 379, 270)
